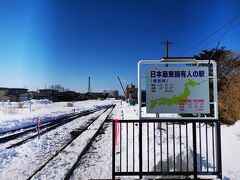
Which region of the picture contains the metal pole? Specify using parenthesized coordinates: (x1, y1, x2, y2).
(217, 121, 222, 179)
(112, 120, 115, 180)
(192, 122, 197, 179)
(139, 121, 143, 179)
(138, 61, 142, 120)
(138, 62, 142, 178)
(166, 40, 169, 58)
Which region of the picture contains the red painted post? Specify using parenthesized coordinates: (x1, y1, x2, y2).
(37, 116, 41, 139)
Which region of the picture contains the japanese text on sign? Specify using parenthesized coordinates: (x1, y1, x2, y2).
(146, 67, 210, 114)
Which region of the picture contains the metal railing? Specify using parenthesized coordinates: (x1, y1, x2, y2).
(112, 119, 222, 179)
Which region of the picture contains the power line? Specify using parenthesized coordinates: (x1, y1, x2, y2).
(194, 20, 240, 55)
(182, 12, 240, 56)
(219, 20, 240, 40)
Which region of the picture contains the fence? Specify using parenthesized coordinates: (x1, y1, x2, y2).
(112, 119, 222, 179)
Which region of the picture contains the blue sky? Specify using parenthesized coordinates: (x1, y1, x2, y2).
(0, 0, 239, 93)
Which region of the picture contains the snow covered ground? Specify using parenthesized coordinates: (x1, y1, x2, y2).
(0, 99, 114, 134)
(221, 122, 240, 179)
(31, 108, 113, 180)
(68, 101, 240, 180)
(0, 99, 115, 179)
(0, 100, 239, 179)
(0, 110, 106, 179)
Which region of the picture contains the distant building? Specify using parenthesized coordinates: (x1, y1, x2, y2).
(8, 88, 28, 95)
(0, 87, 9, 101)
(0, 87, 9, 96)
(78, 93, 87, 101)
(19, 93, 29, 102)
(126, 84, 138, 99)
(28, 91, 38, 99)
(7, 95, 17, 102)
(57, 91, 79, 101)
(108, 90, 119, 99)
(85, 92, 108, 99)
(38, 89, 58, 101)
(5, 88, 29, 101)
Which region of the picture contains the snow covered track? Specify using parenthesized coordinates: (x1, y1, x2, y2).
(0, 113, 80, 136)
(0, 106, 109, 149)
(27, 104, 115, 180)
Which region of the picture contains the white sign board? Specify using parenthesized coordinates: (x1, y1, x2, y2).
(146, 67, 210, 114)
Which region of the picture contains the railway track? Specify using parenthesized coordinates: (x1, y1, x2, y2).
(0, 105, 112, 149)
(26, 104, 116, 180)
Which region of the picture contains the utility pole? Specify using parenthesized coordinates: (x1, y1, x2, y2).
(156, 40, 174, 119)
(161, 40, 174, 58)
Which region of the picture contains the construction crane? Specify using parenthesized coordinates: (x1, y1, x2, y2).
(117, 76, 127, 98)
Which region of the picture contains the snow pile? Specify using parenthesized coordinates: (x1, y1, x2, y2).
(0, 99, 52, 108)
(23, 99, 52, 105)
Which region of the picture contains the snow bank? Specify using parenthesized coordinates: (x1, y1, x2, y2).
(0, 99, 52, 107)
(23, 99, 52, 105)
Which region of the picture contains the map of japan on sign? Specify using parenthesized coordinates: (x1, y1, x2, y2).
(146, 67, 210, 114)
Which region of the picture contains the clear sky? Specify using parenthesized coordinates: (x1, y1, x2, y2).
(0, 0, 239, 93)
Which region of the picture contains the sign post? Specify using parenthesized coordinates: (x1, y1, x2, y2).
(137, 59, 221, 179)
(112, 59, 222, 179)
